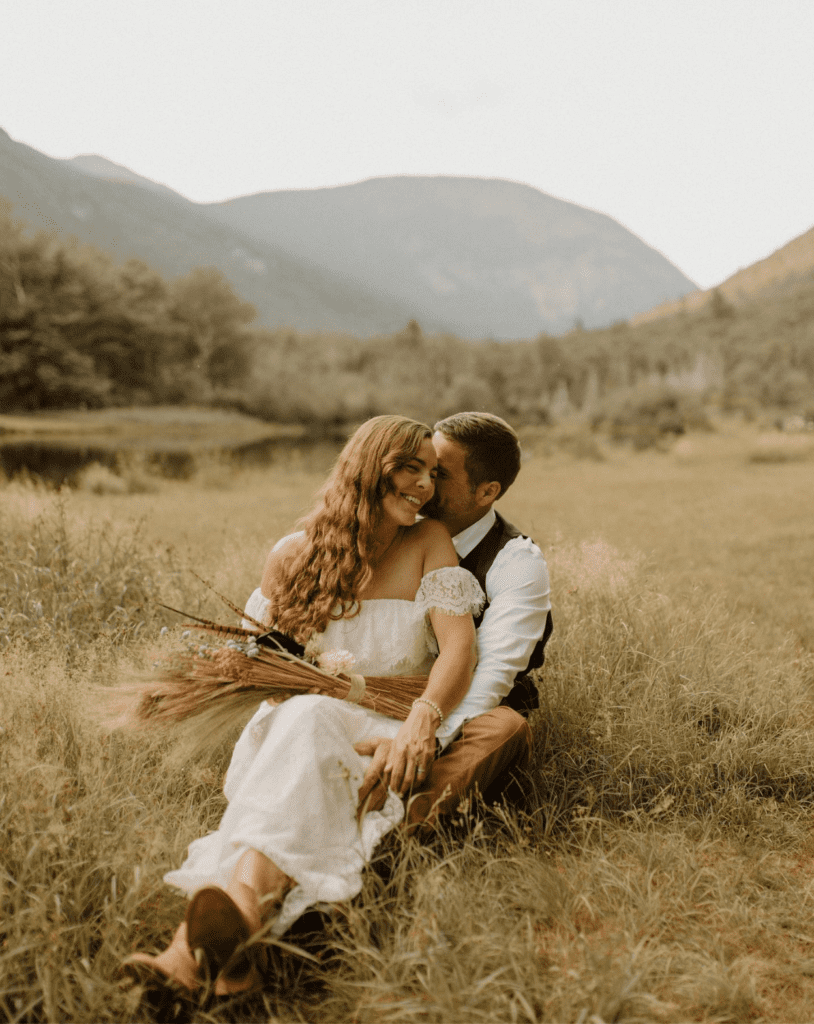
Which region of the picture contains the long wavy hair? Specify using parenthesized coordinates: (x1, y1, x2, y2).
(264, 415, 432, 641)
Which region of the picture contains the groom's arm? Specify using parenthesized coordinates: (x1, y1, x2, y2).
(436, 536, 551, 744)
(476, 536, 551, 697)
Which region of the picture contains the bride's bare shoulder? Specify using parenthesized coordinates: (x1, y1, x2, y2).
(261, 531, 307, 595)
(411, 517, 450, 542)
(409, 518, 457, 570)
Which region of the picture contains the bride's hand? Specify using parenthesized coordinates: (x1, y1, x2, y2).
(385, 703, 438, 796)
(354, 737, 392, 819)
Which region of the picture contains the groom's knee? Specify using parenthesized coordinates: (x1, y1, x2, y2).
(453, 706, 533, 777)
(405, 707, 532, 831)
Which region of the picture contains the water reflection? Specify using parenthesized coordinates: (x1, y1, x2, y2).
(1, 441, 118, 485)
(0, 432, 346, 487)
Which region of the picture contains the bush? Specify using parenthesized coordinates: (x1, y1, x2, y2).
(592, 384, 713, 449)
(747, 433, 814, 464)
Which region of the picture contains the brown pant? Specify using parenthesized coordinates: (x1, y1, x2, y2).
(405, 706, 532, 833)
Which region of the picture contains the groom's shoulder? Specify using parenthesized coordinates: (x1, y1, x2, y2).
(489, 515, 549, 582)
(497, 514, 547, 558)
(494, 532, 550, 596)
(503, 532, 549, 570)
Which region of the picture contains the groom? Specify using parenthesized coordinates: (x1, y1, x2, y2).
(357, 411, 553, 828)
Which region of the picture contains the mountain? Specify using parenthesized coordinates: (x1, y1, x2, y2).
(0, 128, 423, 335)
(205, 175, 698, 337)
(631, 224, 814, 326)
(67, 154, 182, 200)
(2, 127, 698, 338)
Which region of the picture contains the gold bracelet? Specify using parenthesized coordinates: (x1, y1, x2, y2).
(412, 697, 444, 724)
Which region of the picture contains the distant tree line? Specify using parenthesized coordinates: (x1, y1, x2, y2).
(238, 282, 814, 428)
(2, 198, 813, 426)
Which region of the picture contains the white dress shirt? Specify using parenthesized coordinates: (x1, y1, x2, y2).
(434, 507, 552, 747)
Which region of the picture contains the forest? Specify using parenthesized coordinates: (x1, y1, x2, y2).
(2, 198, 813, 433)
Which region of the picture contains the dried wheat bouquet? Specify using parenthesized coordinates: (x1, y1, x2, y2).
(116, 613, 429, 748)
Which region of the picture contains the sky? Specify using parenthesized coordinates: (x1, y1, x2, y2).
(3, 0, 813, 291)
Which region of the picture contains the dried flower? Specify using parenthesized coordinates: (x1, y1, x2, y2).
(316, 649, 357, 676)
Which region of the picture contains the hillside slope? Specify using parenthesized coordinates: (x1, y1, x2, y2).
(66, 154, 182, 200)
(0, 128, 423, 335)
(631, 224, 814, 326)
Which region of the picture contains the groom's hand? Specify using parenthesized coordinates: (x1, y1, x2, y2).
(355, 737, 393, 819)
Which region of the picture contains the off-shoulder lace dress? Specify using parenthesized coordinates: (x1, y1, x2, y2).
(164, 566, 484, 936)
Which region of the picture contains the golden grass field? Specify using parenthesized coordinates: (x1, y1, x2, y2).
(2, 415, 814, 1023)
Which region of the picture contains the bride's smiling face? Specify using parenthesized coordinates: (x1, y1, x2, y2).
(380, 438, 437, 527)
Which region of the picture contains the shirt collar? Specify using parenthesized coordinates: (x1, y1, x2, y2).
(452, 507, 496, 559)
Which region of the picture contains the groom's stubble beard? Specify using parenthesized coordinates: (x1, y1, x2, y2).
(421, 493, 441, 519)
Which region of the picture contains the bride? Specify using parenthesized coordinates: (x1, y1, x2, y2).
(124, 415, 484, 997)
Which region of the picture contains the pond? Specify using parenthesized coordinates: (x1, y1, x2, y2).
(0, 432, 346, 486)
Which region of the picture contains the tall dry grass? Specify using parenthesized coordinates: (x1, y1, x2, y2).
(2, 452, 814, 1022)
(533, 539, 814, 843)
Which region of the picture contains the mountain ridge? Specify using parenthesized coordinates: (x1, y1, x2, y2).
(205, 174, 698, 337)
(0, 128, 425, 336)
(2, 127, 701, 337)
(67, 154, 184, 201)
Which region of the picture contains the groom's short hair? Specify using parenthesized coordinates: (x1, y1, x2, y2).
(433, 412, 521, 498)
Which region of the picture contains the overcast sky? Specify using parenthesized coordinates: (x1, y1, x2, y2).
(3, 0, 813, 290)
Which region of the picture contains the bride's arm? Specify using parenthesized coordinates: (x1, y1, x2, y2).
(378, 522, 477, 796)
(382, 607, 477, 796)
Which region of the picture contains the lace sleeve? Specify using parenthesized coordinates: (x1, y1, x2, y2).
(416, 567, 485, 618)
(416, 567, 484, 658)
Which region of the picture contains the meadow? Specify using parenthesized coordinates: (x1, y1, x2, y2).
(2, 416, 814, 1023)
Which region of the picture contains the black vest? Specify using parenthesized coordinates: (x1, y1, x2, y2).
(458, 511, 553, 717)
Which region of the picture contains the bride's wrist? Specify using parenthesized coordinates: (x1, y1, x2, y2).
(412, 697, 444, 725)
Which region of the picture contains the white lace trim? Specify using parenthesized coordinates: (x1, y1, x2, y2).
(305, 602, 434, 677)
(242, 589, 270, 630)
(415, 566, 484, 658)
(244, 567, 483, 677)
(415, 566, 485, 619)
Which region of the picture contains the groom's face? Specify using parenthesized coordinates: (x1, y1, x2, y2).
(424, 431, 484, 537)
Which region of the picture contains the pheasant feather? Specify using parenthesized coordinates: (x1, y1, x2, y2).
(190, 570, 266, 631)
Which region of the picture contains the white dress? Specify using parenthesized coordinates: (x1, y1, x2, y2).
(164, 566, 484, 936)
